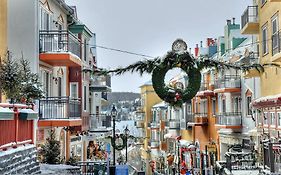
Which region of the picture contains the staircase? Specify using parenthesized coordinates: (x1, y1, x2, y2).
(0, 145, 40, 174)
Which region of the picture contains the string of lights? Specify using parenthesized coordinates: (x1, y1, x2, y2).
(85, 36, 272, 59)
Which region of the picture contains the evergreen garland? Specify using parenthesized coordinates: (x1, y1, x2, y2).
(88, 41, 280, 106)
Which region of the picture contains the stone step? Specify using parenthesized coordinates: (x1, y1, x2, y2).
(0, 145, 39, 175)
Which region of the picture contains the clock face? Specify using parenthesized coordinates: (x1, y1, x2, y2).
(172, 39, 187, 52)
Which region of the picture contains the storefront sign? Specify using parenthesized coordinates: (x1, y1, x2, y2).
(207, 144, 216, 152)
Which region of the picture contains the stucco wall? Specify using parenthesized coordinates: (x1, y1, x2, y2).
(7, 0, 39, 73)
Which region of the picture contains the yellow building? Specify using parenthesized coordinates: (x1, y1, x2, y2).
(139, 80, 162, 175)
(241, 0, 281, 172)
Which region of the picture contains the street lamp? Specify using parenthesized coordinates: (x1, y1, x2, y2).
(124, 126, 130, 163)
(110, 105, 117, 175)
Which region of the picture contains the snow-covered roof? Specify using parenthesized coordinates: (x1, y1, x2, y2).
(152, 101, 167, 108)
(140, 80, 152, 87)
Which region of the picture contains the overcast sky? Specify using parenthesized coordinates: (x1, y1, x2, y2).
(66, 0, 252, 93)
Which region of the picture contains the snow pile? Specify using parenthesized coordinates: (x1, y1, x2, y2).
(40, 164, 81, 175)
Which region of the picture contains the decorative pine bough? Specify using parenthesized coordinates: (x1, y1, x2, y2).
(92, 39, 278, 107)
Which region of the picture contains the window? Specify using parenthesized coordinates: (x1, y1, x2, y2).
(40, 70, 51, 97)
(233, 97, 240, 113)
(272, 14, 279, 55)
(70, 83, 78, 99)
(57, 77, 62, 97)
(212, 99, 216, 115)
(262, 24, 268, 55)
(222, 99, 226, 113)
(264, 112, 268, 125)
(84, 86, 87, 111)
(246, 96, 252, 115)
(153, 110, 157, 122)
(278, 112, 281, 127)
(40, 7, 51, 30)
(270, 112, 276, 126)
(84, 39, 88, 61)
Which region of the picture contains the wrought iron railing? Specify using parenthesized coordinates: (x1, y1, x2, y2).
(214, 75, 241, 89)
(90, 114, 111, 128)
(216, 112, 242, 126)
(194, 112, 208, 118)
(39, 96, 81, 119)
(241, 6, 258, 29)
(39, 30, 81, 57)
(76, 161, 106, 175)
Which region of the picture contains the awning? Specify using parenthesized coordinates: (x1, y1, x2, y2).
(164, 133, 180, 139)
(179, 140, 192, 147)
(252, 93, 281, 108)
(196, 90, 215, 97)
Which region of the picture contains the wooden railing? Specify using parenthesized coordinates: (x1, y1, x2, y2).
(0, 104, 35, 150)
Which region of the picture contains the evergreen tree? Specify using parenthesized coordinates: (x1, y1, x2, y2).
(0, 52, 21, 102)
(0, 51, 44, 103)
(41, 129, 61, 164)
(18, 57, 44, 103)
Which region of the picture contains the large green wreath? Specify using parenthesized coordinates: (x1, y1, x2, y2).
(152, 63, 201, 107)
(110, 134, 127, 151)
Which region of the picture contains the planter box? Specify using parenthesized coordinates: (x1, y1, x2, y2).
(19, 109, 38, 120)
(0, 107, 14, 120)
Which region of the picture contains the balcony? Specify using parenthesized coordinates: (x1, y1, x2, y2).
(214, 75, 241, 93)
(135, 112, 145, 128)
(241, 6, 259, 34)
(187, 113, 208, 126)
(180, 114, 194, 129)
(148, 141, 160, 149)
(148, 122, 160, 129)
(38, 97, 82, 127)
(168, 119, 180, 129)
(89, 76, 111, 92)
(39, 30, 82, 67)
(90, 114, 111, 130)
(197, 82, 215, 97)
(215, 112, 242, 129)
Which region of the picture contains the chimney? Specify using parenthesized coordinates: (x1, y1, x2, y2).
(207, 38, 214, 47)
(232, 17, 235, 25)
(226, 19, 231, 25)
(195, 44, 199, 57)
